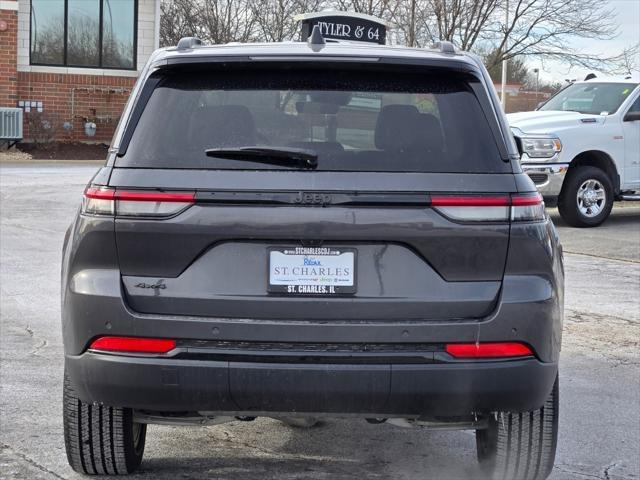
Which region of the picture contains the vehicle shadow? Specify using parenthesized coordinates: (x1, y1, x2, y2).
(137, 418, 484, 479)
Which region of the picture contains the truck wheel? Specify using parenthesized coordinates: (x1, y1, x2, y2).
(476, 376, 559, 480)
(558, 166, 613, 227)
(63, 373, 146, 475)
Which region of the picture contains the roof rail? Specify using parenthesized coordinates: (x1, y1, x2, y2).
(431, 40, 455, 54)
(176, 37, 204, 50)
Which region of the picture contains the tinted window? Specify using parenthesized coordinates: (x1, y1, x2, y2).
(102, 0, 136, 69)
(30, 0, 65, 65)
(118, 69, 507, 173)
(30, 0, 136, 69)
(540, 82, 638, 115)
(67, 0, 100, 66)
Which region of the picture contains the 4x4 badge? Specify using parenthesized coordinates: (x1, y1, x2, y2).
(135, 282, 166, 289)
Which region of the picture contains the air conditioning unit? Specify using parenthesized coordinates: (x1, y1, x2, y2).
(0, 108, 24, 143)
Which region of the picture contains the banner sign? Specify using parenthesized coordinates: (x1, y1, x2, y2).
(298, 12, 387, 45)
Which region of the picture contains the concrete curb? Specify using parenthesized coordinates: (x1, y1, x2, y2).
(0, 159, 104, 166)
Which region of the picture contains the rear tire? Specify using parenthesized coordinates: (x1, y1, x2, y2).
(63, 373, 146, 475)
(558, 166, 613, 227)
(476, 376, 559, 480)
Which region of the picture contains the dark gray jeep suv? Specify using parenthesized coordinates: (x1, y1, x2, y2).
(61, 36, 563, 479)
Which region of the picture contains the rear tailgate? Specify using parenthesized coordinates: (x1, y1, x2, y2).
(110, 169, 515, 321)
(109, 62, 515, 321)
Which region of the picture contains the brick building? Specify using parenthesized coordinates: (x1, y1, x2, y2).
(0, 0, 159, 143)
(493, 82, 553, 113)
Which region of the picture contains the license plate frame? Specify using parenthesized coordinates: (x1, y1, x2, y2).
(267, 246, 357, 295)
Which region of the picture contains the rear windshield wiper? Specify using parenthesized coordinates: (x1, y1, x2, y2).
(205, 146, 318, 169)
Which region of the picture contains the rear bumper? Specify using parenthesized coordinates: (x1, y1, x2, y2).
(522, 163, 569, 198)
(65, 352, 558, 417)
(62, 214, 564, 418)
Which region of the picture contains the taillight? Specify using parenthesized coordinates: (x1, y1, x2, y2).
(511, 192, 546, 222)
(445, 342, 533, 359)
(430, 193, 545, 222)
(89, 336, 177, 354)
(431, 195, 510, 222)
(83, 186, 115, 215)
(82, 187, 195, 218)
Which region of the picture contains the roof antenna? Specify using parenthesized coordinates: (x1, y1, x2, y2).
(307, 24, 326, 52)
(176, 37, 203, 50)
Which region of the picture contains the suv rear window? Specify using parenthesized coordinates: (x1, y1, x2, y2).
(117, 68, 507, 173)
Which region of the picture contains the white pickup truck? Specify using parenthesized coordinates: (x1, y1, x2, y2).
(508, 75, 640, 227)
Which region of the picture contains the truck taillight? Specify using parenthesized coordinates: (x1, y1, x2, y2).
(82, 186, 195, 218)
(430, 193, 545, 223)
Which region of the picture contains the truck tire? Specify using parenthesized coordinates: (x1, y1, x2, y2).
(476, 376, 559, 480)
(558, 166, 613, 227)
(63, 373, 146, 475)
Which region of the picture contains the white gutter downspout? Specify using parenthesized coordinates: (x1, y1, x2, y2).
(153, 0, 160, 49)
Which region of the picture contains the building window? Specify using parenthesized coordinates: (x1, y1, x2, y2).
(30, 0, 137, 70)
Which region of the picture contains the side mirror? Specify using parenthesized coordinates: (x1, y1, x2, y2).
(624, 111, 640, 122)
(535, 101, 545, 110)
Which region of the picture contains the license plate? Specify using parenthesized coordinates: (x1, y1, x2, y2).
(268, 247, 356, 295)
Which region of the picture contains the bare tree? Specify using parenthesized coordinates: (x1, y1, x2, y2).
(160, 0, 258, 46)
(331, 0, 395, 18)
(432, 0, 500, 50)
(390, 0, 432, 47)
(30, 15, 65, 64)
(615, 44, 640, 77)
(251, 0, 324, 42)
(388, 0, 620, 70)
(27, 112, 62, 147)
(160, 0, 203, 46)
(481, 0, 619, 71)
(159, 0, 632, 75)
(395, 0, 631, 74)
(200, 0, 258, 43)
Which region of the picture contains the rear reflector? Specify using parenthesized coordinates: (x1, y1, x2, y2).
(82, 187, 195, 217)
(89, 336, 177, 354)
(430, 193, 545, 222)
(445, 342, 533, 359)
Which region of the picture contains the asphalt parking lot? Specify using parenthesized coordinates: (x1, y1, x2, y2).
(1, 161, 638, 480)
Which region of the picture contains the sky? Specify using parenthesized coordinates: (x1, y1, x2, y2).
(536, 0, 640, 83)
